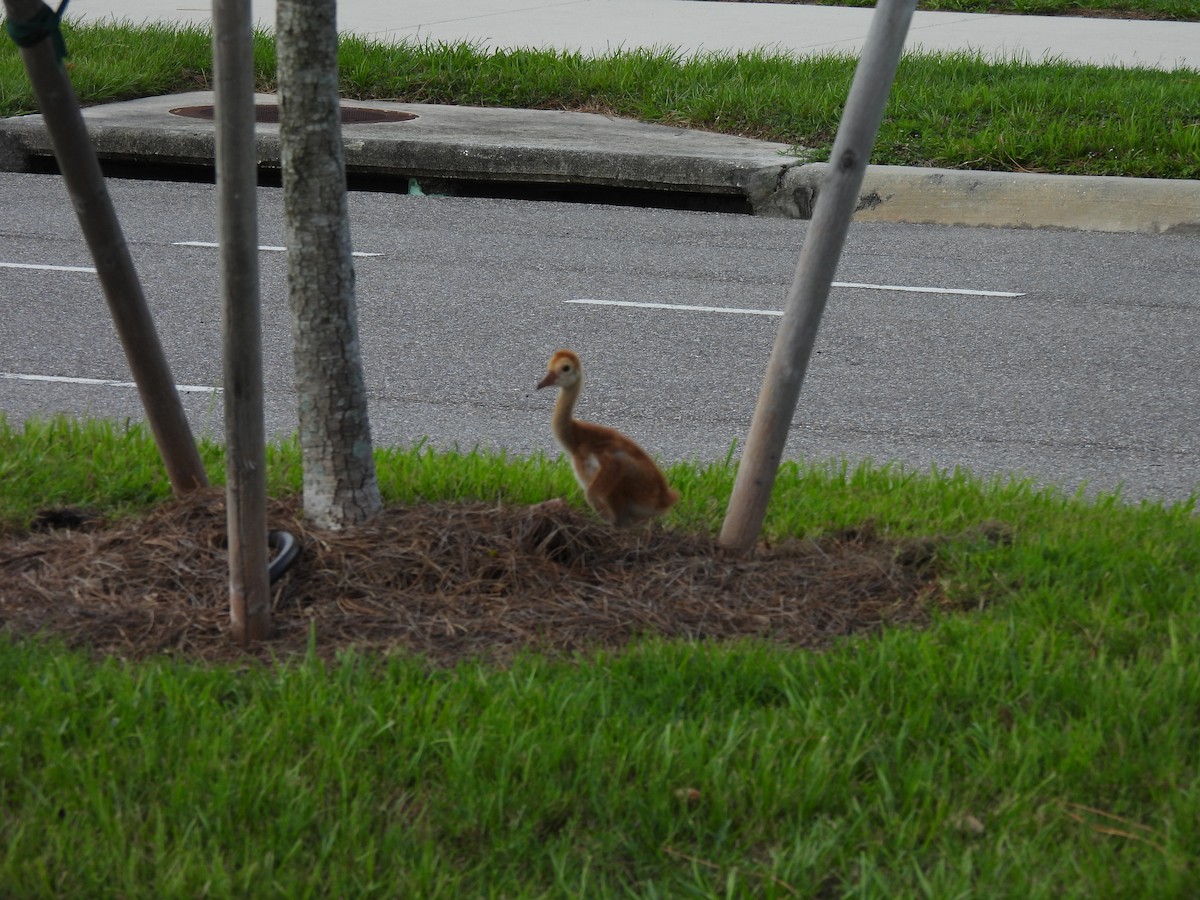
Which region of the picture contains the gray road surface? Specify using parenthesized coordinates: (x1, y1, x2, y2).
(1, 172, 1196, 501)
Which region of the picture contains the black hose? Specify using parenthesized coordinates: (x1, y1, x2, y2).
(267, 530, 300, 584)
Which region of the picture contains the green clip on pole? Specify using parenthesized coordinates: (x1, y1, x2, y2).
(5, 0, 70, 62)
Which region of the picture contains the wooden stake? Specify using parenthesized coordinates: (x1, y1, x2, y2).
(212, 0, 270, 642)
(719, 0, 916, 554)
(3, 0, 208, 495)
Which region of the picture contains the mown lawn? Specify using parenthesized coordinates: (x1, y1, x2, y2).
(2, 417, 1198, 896)
(1, 21, 1197, 178)
(701, 0, 1200, 21)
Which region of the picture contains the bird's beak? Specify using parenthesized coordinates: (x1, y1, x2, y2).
(536, 371, 557, 390)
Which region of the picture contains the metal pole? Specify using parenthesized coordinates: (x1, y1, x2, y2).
(719, 0, 916, 554)
(3, 0, 208, 494)
(212, 0, 270, 642)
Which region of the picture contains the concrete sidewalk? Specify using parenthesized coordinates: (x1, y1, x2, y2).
(79, 0, 1200, 71)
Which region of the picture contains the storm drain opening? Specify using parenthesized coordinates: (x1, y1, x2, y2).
(26, 155, 756, 216)
(168, 104, 418, 125)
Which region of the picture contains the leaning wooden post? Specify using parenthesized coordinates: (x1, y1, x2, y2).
(3, 0, 208, 494)
(212, 0, 271, 641)
(719, 0, 916, 554)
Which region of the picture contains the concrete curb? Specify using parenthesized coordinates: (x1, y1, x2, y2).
(2, 91, 1197, 235)
(0, 92, 794, 205)
(755, 164, 1200, 235)
(844, 166, 1197, 235)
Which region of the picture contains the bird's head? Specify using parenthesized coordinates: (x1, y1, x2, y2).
(537, 349, 582, 391)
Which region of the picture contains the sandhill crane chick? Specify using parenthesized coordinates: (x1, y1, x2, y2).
(536, 349, 678, 526)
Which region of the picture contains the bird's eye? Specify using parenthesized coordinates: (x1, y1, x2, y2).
(561, 364, 571, 372)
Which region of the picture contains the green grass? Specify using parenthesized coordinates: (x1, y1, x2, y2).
(3, 8, 1198, 893)
(1, 21, 1198, 178)
(0, 414, 1118, 540)
(3, 633, 1198, 897)
(702, 0, 1200, 22)
(3, 416, 1200, 894)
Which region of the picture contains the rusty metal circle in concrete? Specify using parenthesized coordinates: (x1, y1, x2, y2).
(169, 105, 417, 125)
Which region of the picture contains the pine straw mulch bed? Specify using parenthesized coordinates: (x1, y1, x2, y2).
(0, 490, 979, 667)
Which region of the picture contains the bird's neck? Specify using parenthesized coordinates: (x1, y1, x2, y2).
(551, 383, 582, 452)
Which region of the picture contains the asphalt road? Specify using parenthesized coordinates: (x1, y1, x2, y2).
(1, 172, 1197, 502)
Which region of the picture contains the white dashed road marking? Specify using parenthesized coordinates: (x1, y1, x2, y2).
(567, 298, 782, 317)
(567, 283, 1024, 316)
(0, 261, 97, 273)
(171, 241, 383, 257)
(0, 372, 220, 394)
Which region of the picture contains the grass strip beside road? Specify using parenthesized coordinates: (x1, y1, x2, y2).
(2, 416, 1200, 895)
(0, 21, 1197, 178)
(700, 0, 1200, 22)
